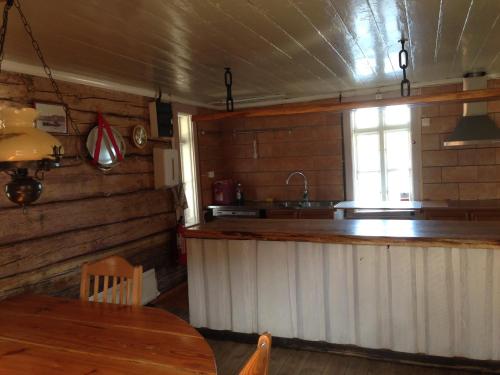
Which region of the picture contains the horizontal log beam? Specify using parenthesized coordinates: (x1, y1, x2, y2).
(0, 189, 173, 245)
(0, 232, 170, 300)
(0, 212, 175, 278)
(192, 88, 500, 122)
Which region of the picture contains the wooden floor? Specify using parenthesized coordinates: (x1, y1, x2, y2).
(152, 284, 482, 375)
(208, 339, 477, 375)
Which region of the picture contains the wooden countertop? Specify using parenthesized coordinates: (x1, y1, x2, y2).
(334, 200, 500, 210)
(185, 218, 500, 249)
(208, 200, 338, 210)
(334, 201, 423, 209)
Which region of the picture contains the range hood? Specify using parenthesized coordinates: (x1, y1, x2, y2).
(443, 73, 500, 147)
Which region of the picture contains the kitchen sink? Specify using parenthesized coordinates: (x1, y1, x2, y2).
(278, 201, 337, 209)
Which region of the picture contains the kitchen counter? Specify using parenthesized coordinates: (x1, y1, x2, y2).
(208, 200, 338, 210)
(334, 200, 423, 209)
(335, 199, 500, 210)
(186, 218, 500, 361)
(334, 200, 500, 220)
(185, 218, 500, 248)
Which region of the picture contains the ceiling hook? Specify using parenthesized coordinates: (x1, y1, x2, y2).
(398, 37, 410, 97)
(224, 67, 234, 112)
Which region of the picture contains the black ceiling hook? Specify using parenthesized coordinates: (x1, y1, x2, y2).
(224, 67, 234, 112)
(398, 38, 410, 97)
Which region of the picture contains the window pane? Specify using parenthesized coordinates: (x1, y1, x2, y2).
(355, 133, 380, 172)
(178, 114, 199, 226)
(385, 130, 411, 170)
(351, 104, 413, 201)
(356, 172, 382, 200)
(387, 170, 411, 201)
(384, 105, 410, 126)
(354, 108, 379, 129)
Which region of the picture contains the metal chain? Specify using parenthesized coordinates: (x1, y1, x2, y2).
(13, 0, 84, 160)
(398, 38, 410, 97)
(0, 0, 13, 69)
(224, 67, 234, 112)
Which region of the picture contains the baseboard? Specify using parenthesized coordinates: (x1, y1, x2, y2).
(197, 328, 500, 373)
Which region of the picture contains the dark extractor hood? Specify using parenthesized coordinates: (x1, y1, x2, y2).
(443, 73, 500, 147)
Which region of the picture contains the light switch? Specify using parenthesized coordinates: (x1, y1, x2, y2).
(422, 118, 431, 127)
(208, 171, 215, 178)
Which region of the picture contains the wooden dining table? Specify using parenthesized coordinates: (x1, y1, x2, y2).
(0, 294, 217, 374)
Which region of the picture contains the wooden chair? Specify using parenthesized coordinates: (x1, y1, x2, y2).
(239, 333, 272, 375)
(80, 255, 143, 306)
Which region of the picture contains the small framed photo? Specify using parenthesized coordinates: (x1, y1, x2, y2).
(34, 102, 68, 134)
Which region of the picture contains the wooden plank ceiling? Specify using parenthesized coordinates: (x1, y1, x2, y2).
(4, 0, 500, 107)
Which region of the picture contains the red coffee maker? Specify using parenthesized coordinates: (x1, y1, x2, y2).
(213, 179, 236, 205)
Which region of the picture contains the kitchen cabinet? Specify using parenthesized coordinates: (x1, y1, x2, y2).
(265, 209, 298, 219)
(469, 210, 500, 221)
(266, 208, 334, 219)
(423, 209, 469, 220)
(298, 209, 335, 219)
(423, 208, 500, 221)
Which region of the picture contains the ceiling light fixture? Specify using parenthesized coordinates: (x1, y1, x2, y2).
(0, 0, 81, 207)
(0, 106, 62, 206)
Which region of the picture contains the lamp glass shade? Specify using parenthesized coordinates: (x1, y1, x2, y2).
(0, 107, 64, 162)
(5, 172, 43, 206)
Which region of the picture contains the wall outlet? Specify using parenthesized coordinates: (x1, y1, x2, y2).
(208, 171, 215, 178)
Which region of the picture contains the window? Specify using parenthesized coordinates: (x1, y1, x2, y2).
(350, 105, 413, 201)
(178, 113, 200, 226)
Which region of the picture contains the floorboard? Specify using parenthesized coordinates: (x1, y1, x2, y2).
(206, 338, 481, 375)
(151, 284, 487, 374)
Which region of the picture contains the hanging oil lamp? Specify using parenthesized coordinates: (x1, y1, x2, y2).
(0, 107, 63, 206)
(0, 0, 77, 207)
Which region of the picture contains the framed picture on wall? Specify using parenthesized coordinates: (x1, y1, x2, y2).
(34, 102, 68, 134)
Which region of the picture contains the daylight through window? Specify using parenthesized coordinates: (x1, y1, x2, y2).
(351, 105, 413, 201)
(178, 113, 200, 226)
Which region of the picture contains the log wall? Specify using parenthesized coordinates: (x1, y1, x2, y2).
(0, 71, 196, 300)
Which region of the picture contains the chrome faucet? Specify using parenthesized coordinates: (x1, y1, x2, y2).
(286, 171, 309, 206)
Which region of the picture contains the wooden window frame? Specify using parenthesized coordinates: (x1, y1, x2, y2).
(343, 106, 422, 201)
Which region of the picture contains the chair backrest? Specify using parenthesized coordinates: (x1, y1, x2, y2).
(80, 255, 143, 306)
(239, 333, 272, 375)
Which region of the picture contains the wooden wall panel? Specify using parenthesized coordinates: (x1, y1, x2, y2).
(421, 79, 500, 200)
(196, 79, 500, 206)
(0, 71, 192, 300)
(197, 112, 344, 206)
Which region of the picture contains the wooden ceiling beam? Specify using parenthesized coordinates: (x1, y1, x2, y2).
(192, 88, 500, 122)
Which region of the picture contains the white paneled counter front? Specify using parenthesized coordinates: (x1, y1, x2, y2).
(185, 219, 500, 361)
